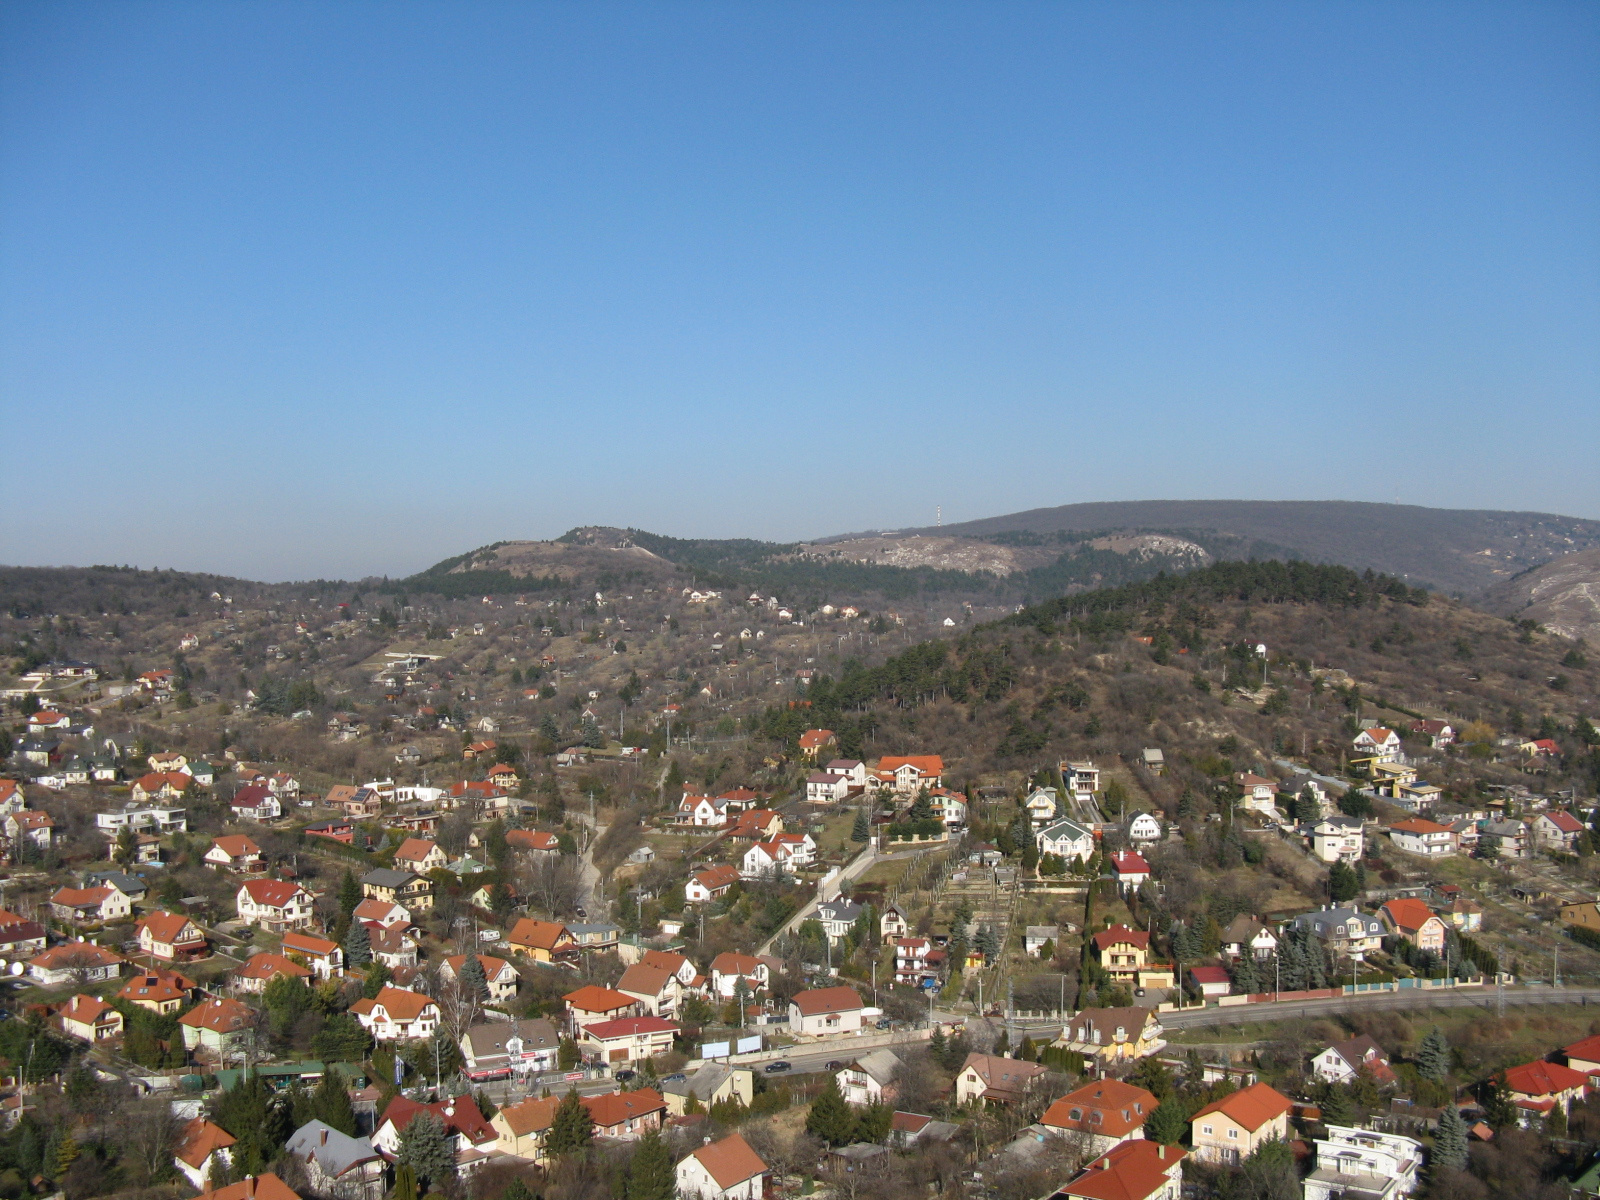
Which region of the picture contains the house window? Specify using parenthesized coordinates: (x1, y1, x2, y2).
(1202, 1125, 1213, 1136)
(1228, 1129, 1238, 1139)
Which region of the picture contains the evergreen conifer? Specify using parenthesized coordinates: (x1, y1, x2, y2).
(851, 810, 870, 843)
(547, 1088, 593, 1155)
(459, 952, 488, 1000)
(1432, 1104, 1468, 1171)
(1417, 1028, 1451, 1081)
(626, 1130, 676, 1200)
(805, 1079, 856, 1146)
(397, 1111, 456, 1191)
(344, 917, 372, 967)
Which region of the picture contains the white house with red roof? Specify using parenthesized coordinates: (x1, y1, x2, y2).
(1387, 818, 1456, 858)
(676, 1132, 768, 1200)
(1501, 1060, 1589, 1126)
(870, 756, 944, 795)
(1353, 728, 1403, 762)
(686, 864, 741, 903)
(59, 994, 123, 1042)
(350, 986, 440, 1041)
(229, 783, 282, 822)
(204, 835, 263, 871)
(581, 1015, 679, 1064)
(1410, 719, 1455, 747)
(137, 910, 208, 961)
(1059, 1140, 1186, 1200)
(709, 952, 769, 998)
(1109, 850, 1152, 893)
(50, 883, 132, 924)
(1186, 966, 1232, 999)
(1531, 810, 1585, 853)
(235, 879, 315, 931)
(5, 810, 53, 850)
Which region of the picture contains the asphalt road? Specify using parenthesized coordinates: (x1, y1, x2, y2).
(1158, 984, 1600, 1030)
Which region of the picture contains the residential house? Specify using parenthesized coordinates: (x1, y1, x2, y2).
(617, 962, 683, 1018)
(1309, 816, 1365, 865)
(1290, 906, 1384, 960)
(360, 867, 433, 912)
(1055, 1007, 1167, 1064)
(393, 838, 448, 874)
(50, 883, 133, 924)
(1311, 1035, 1397, 1085)
(806, 771, 853, 803)
(798, 729, 837, 759)
(687, 865, 742, 903)
(352, 897, 409, 929)
(59, 994, 123, 1042)
(816, 898, 865, 943)
(1127, 812, 1163, 843)
(1026, 926, 1060, 958)
(205, 835, 263, 871)
(825, 759, 869, 789)
(1041, 1078, 1157, 1156)
(234, 952, 314, 994)
(1109, 851, 1152, 893)
(506, 918, 579, 966)
(1060, 761, 1102, 800)
(0, 912, 47, 961)
(837, 1050, 903, 1106)
(327, 785, 384, 818)
(136, 910, 208, 961)
(662, 1063, 755, 1116)
(304, 818, 355, 844)
(1141, 748, 1167, 776)
(505, 829, 561, 855)
(1024, 788, 1059, 826)
(641, 948, 700, 989)
(118, 969, 194, 1014)
(85, 869, 146, 902)
(179, 996, 257, 1056)
(581, 1016, 679, 1064)
(1439, 896, 1484, 931)
(282, 931, 344, 978)
(1410, 720, 1456, 748)
(891, 937, 945, 987)
(349, 986, 440, 1041)
(1235, 774, 1281, 815)
(1056, 1140, 1186, 1200)
(585, 1088, 667, 1141)
(953, 1052, 1048, 1105)
(710, 952, 769, 998)
(881, 905, 910, 940)
(929, 789, 968, 829)
(870, 755, 944, 795)
(1037, 818, 1096, 865)
(1220, 915, 1278, 961)
(174, 1119, 236, 1191)
(440, 954, 518, 1002)
(1480, 820, 1529, 859)
(1532, 811, 1586, 853)
(4, 810, 53, 850)
(236, 879, 315, 931)
(741, 839, 796, 880)
(567, 922, 620, 954)
(563, 984, 641, 1033)
(677, 793, 730, 827)
(29, 942, 121, 985)
(888, 1112, 960, 1150)
(373, 1094, 496, 1163)
(675, 1132, 768, 1200)
(789, 985, 868, 1036)
(1090, 926, 1174, 989)
(460, 1017, 561, 1078)
(285, 1120, 385, 1200)
(1303, 1126, 1422, 1200)
(230, 784, 283, 823)
(1501, 1060, 1589, 1126)
(1378, 899, 1448, 952)
(132, 772, 192, 803)
(1189, 1082, 1293, 1165)
(1387, 818, 1456, 858)
(1353, 728, 1403, 762)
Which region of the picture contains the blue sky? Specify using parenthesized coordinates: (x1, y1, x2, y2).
(2, 2, 1597, 581)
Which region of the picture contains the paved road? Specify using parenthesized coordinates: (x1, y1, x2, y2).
(1157, 984, 1600, 1030)
(756, 844, 884, 957)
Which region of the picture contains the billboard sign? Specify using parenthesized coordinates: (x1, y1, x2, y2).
(735, 1035, 762, 1054)
(700, 1041, 731, 1059)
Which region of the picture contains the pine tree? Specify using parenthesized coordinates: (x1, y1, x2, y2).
(392, 1164, 420, 1200)
(338, 869, 361, 916)
(1417, 1028, 1451, 1081)
(805, 1079, 856, 1146)
(502, 1181, 538, 1200)
(976, 924, 999, 959)
(928, 1025, 946, 1060)
(1320, 1087, 1353, 1126)
(856, 1100, 893, 1143)
(1432, 1104, 1468, 1172)
(459, 953, 488, 1000)
(312, 1070, 358, 1136)
(399, 1111, 456, 1190)
(344, 917, 372, 967)
(547, 1088, 593, 1155)
(1231, 955, 1261, 996)
(626, 1130, 675, 1200)
(851, 809, 870, 843)
(1145, 1100, 1187, 1145)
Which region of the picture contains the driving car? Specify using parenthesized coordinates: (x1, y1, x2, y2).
(764, 1061, 792, 1074)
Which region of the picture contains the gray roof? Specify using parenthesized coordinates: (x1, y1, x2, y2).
(568, 922, 620, 936)
(1026, 926, 1059, 940)
(286, 1120, 380, 1178)
(1292, 907, 1382, 937)
(361, 868, 417, 888)
(817, 900, 863, 923)
(1037, 818, 1093, 841)
(84, 870, 146, 895)
(460, 1018, 560, 1066)
(848, 1049, 903, 1085)
(662, 1061, 741, 1101)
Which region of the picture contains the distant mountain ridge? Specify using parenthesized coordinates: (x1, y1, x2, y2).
(887, 499, 1600, 594)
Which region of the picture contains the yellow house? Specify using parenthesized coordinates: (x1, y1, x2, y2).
(1189, 1083, 1292, 1165)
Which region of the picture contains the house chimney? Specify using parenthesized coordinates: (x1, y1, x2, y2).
(703, 1136, 712, 1145)
(321, 1128, 328, 1145)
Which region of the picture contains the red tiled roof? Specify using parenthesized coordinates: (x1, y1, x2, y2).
(586, 1088, 666, 1130)
(564, 985, 636, 1014)
(137, 910, 204, 945)
(1042, 1079, 1157, 1138)
(239, 879, 308, 908)
(1502, 1059, 1588, 1097)
(1379, 898, 1439, 934)
(210, 835, 261, 858)
(176, 1118, 236, 1168)
(689, 1132, 767, 1189)
(790, 986, 863, 1016)
(583, 1016, 679, 1040)
(1092, 925, 1149, 952)
(1191, 1082, 1292, 1132)
(1064, 1140, 1186, 1200)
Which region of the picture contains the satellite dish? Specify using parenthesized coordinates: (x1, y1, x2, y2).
(9, 961, 24, 976)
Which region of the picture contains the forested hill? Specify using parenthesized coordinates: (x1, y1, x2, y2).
(758, 559, 1596, 800)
